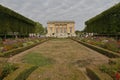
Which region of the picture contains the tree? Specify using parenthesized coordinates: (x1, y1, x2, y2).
(75, 30, 82, 37)
(35, 22, 44, 35)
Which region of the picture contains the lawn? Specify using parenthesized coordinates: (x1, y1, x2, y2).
(22, 52, 55, 66)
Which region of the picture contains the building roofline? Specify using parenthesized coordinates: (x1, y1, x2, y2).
(47, 21, 75, 24)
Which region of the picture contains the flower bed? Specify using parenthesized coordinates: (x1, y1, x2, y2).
(0, 38, 49, 57)
(80, 37, 120, 53)
(99, 58, 120, 79)
(71, 38, 120, 58)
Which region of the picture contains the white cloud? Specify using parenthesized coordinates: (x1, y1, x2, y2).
(0, 0, 120, 30)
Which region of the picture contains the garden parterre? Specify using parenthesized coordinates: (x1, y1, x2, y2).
(81, 37, 120, 53)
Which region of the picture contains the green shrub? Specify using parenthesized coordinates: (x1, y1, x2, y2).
(0, 63, 17, 80)
(15, 66, 37, 80)
(27, 41, 34, 45)
(22, 43, 28, 47)
(3, 63, 37, 80)
(35, 40, 40, 43)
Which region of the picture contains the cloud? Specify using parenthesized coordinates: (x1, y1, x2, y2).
(0, 0, 120, 30)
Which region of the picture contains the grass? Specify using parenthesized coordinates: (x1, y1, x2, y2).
(22, 53, 55, 66)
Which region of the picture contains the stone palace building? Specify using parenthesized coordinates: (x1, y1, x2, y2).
(46, 21, 76, 38)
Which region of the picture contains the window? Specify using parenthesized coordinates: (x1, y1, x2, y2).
(56, 28, 58, 33)
(64, 28, 67, 33)
(70, 27, 72, 33)
(50, 27, 52, 33)
(60, 28, 62, 33)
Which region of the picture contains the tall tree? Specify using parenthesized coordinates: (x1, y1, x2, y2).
(35, 22, 44, 35)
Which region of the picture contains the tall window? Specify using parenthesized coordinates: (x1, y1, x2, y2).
(70, 27, 72, 33)
(60, 27, 62, 33)
(56, 28, 58, 33)
(64, 28, 67, 33)
(50, 27, 52, 33)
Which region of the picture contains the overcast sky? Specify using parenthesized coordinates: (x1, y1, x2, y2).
(0, 0, 120, 30)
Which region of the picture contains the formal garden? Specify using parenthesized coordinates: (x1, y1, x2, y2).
(81, 37, 120, 53)
(0, 1, 120, 80)
(72, 37, 120, 79)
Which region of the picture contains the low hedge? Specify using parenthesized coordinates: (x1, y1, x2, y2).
(15, 65, 37, 80)
(86, 66, 113, 80)
(109, 58, 120, 64)
(27, 66, 88, 80)
(3, 63, 37, 80)
(72, 39, 120, 58)
(0, 39, 49, 57)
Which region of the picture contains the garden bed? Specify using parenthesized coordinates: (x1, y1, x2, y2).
(0, 38, 49, 57)
(3, 63, 37, 80)
(99, 58, 120, 79)
(86, 66, 113, 80)
(71, 38, 120, 58)
(0, 63, 17, 80)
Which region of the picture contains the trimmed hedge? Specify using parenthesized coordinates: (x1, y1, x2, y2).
(0, 5, 35, 25)
(72, 39, 120, 58)
(0, 39, 49, 57)
(3, 63, 37, 80)
(15, 65, 37, 80)
(0, 5, 36, 36)
(86, 66, 113, 80)
(27, 65, 88, 80)
(84, 2, 120, 34)
(109, 58, 120, 64)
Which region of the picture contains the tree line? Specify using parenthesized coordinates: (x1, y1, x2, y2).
(84, 3, 120, 35)
(0, 5, 45, 38)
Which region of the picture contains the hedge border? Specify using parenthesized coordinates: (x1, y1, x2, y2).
(71, 39, 120, 58)
(84, 2, 120, 34)
(0, 5, 35, 25)
(27, 65, 88, 80)
(86, 66, 113, 80)
(3, 63, 37, 80)
(0, 39, 49, 58)
(15, 65, 38, 80)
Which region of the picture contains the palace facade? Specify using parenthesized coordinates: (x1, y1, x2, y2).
(46, 21, 76, 38)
